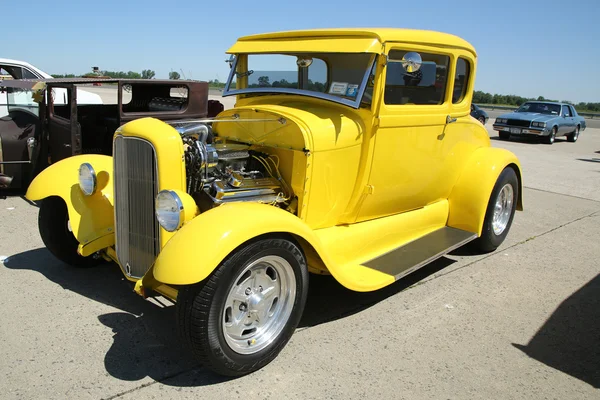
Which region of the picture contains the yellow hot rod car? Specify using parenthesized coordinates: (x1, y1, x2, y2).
(26, 28, 522, 376)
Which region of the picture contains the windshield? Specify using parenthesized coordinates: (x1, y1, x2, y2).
(516, 102, 560, 115)
(224, 53, 375, 108)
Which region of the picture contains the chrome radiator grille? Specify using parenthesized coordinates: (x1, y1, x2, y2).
(113, 135, 160, 278)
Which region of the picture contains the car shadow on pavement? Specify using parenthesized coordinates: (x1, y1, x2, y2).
(490, 136, 568, 145)
(3, 247, 457, 386)
(300, 256, 456, 328)
(577, 158, 600, 163)
(2, 248, 229, 387)
(513, 273, 600, 388)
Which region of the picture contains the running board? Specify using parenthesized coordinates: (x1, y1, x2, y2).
(362, 227, 477, 281)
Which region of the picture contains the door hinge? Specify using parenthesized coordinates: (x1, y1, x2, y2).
(364, 185, 375, 195)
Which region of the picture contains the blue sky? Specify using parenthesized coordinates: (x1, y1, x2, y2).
(4, 0, 599, 102)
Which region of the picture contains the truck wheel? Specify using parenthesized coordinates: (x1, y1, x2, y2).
(542, 127, 557, 144)
(177, 237, 309, 376)
(567, 125, 580, 142)
(472, 167, 518, 253)
(499, 132, 510, 140)
(38, 196, 101, 267)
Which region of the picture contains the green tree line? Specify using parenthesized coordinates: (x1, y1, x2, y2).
(473, 91, 600, 113)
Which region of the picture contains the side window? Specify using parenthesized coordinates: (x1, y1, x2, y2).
(569, 105, 577, 116)
(562, 105, 571, 117)
(21, 68, 38, 79)
(384, 50, 449, 105)
(453, 58, 470, 103)
(122, 83, 189, 113)
(0, 66, 38, 80)
(0, 67, 13, 80)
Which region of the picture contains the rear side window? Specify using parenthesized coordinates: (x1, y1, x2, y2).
(569, 105, 577, 116)
(453, 58, 470, 103)
(384, 50, 449, 105)
(562, 105, 571, 117)
(122, 83, 189, 113)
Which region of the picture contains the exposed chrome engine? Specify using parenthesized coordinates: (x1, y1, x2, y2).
(169, 121, 291, 210)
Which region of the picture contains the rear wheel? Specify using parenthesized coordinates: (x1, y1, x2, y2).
(542, 126, 557, 144)
(567, 125, 580, 142)
(177, 237, 309, 376)
(472, 168, 518, 253)
(478, 116, 486, 125)
(38, 197, 102, 267)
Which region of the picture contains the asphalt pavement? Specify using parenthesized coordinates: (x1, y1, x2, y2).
(1, 105, 599, 399)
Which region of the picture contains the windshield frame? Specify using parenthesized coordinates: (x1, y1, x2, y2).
(222, 53, 377, 109)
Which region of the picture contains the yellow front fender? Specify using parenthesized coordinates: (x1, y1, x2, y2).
(447, 147, 523, 235)
(26, 155, 115, 253)
(152, 202, 335, 285)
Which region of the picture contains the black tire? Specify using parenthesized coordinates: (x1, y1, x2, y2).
(471, 167, 518, 253)
(177, 237, 309, 377)
(542, 126, 557, 144)
(478, 116, 486, 125)
(499, 131, 510, 140)
(567, 125, 580, 142)
(38, 196, 102, 267)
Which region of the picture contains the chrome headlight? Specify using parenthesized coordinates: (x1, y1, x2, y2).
(155, 190, 184, 232)
(532, 122, 546, 128)
(78, 163, 97, 196)
(496, 118, 507, 124)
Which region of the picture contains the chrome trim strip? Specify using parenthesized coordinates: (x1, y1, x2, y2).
(392, 233, 477, 281)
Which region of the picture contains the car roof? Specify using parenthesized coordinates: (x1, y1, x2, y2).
(0, 58, 52, 78)
(522, 100, 570, 107)
(234, 28, 476, 55)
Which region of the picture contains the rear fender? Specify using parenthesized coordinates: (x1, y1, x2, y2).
(25, 155, 115, 252)
(447, 147, 523, 235)
(152, 202, 335, 285)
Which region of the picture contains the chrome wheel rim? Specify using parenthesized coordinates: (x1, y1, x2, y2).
(550, 129, 556, 143)
(492, 184, 514, 236)
(574, 126, 579, 140)
(222, 255, 296, 355)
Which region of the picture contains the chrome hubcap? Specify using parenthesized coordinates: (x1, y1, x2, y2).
(222, 255, 296, 355)
(492, 184, 514, 236)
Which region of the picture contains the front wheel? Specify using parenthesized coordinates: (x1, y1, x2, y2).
(177, 237, 309, 376)
(38, 197, 102, 267)
(542, 126, 557, 144)
(472, 168, 518, 253)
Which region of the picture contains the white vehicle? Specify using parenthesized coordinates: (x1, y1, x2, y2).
(0, 58, 102, 117)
